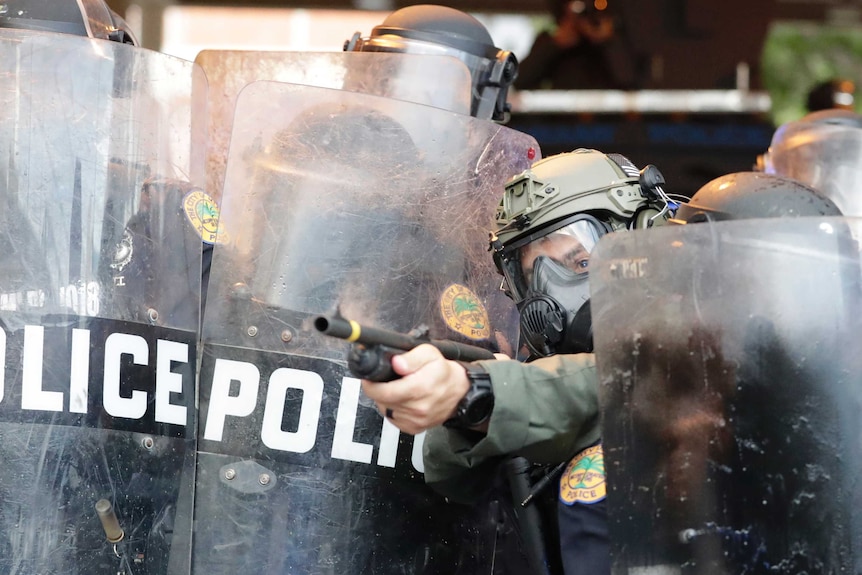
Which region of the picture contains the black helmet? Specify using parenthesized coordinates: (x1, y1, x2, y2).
(344, 4, 517, 123)
(0, 0, 138, 45)
(490, 149, 673, 357)
(672, 171, 843, 224)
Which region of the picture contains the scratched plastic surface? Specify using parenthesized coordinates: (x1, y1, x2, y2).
(195, 50, 472, 204)
(590, 218, 862, 575)
(0, 29, 204, 575)
(194, 78, 539, 574)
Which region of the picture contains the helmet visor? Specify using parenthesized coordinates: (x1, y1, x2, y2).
(350, 35, 508, 120)
(0, 0, 122, 41)
(764, 116, 862, 217)
(498, 214, 606, 302)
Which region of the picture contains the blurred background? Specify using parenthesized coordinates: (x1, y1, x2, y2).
(106, 0, 862, 194)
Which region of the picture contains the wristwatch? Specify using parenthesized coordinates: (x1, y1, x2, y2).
(444, 362, 495, 429)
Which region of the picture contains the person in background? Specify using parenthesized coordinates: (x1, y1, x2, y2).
(514, 0, 638, 90)
(806, 78, 856, 113)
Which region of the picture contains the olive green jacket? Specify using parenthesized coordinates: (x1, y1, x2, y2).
(422, 353, 601, 503)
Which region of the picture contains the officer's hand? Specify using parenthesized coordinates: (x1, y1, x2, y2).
(361, 344, 470, 436)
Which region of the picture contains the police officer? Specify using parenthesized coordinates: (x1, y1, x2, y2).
(361, 148, 675, 575)
(344, 3, 531, 356)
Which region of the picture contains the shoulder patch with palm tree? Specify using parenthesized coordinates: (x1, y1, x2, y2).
(560, 444, 606, 505)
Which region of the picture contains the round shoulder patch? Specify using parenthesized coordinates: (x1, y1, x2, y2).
(183, 190, 227, 244)
(560, 444, 607, 505)
(439, 284, 490, 340)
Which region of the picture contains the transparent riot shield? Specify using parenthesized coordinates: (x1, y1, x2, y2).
(194, 50, 473, 203)
(196, 80, 539, 573)
(590, 218, 862, 574)
(0, 29, 205, 575)
(763, 113, 862, 217)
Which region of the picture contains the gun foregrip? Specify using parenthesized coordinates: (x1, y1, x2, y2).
(433, 339, 496, 362)
(347, 344, 399, 382)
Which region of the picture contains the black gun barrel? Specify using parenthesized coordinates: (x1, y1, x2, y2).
(505, 457, 552, 575)
(314, 315, 495, 362)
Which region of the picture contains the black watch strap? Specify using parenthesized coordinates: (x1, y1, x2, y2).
(444, 362, 495, 429)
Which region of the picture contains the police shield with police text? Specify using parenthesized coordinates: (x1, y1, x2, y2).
(0, 17, 206, 575)
(194, 79, 539, 573)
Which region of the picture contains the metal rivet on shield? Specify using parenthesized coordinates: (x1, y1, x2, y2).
(281, 329, 293, 343)
(224, 468, 236, 481)
(141, 436, 154, 450)
(259, 474, 271, 486)
(147, 308, 159, 322)
(247, 325, 258, 337)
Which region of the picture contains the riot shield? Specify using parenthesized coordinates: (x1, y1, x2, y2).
(590, 218, 862, 574)
(764, 112, 862, 217)
(0, 30, 205, 575)
(195, 50, 473, 203)
(195, 80, 539, 573)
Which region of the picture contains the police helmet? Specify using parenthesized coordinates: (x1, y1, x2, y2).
(490, 148, 673, 357)
(344, 4, 517, 123)
(671, 171, 842, 224)
(0, 0, 138, 45)
(759, 109, 862, 217)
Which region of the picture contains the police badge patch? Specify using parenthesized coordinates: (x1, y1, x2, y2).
(110, 229, 134, 273)
(560, 444, 607, 505)
(183, 190, 227, 244)
(439, 284, 491, 340)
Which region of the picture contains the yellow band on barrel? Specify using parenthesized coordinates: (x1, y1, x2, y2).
(347, 320, 361, 342)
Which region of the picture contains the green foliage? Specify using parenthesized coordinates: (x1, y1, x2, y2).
(762, 21, 862, 126)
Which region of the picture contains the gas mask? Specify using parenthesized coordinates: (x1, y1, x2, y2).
(494, 214, 609, 357)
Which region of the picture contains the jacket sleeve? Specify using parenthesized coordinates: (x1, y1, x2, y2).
(423, 353, 602, 502)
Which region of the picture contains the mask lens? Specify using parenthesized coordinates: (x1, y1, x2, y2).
(501, 217, 605, 301)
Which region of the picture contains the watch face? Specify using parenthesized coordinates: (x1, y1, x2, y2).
(464, 391, 494, 426)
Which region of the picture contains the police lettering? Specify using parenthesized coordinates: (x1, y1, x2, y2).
(609, 257, 648, 280)
(202, 357, 425, 473)
(0, 323, 189, 426)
